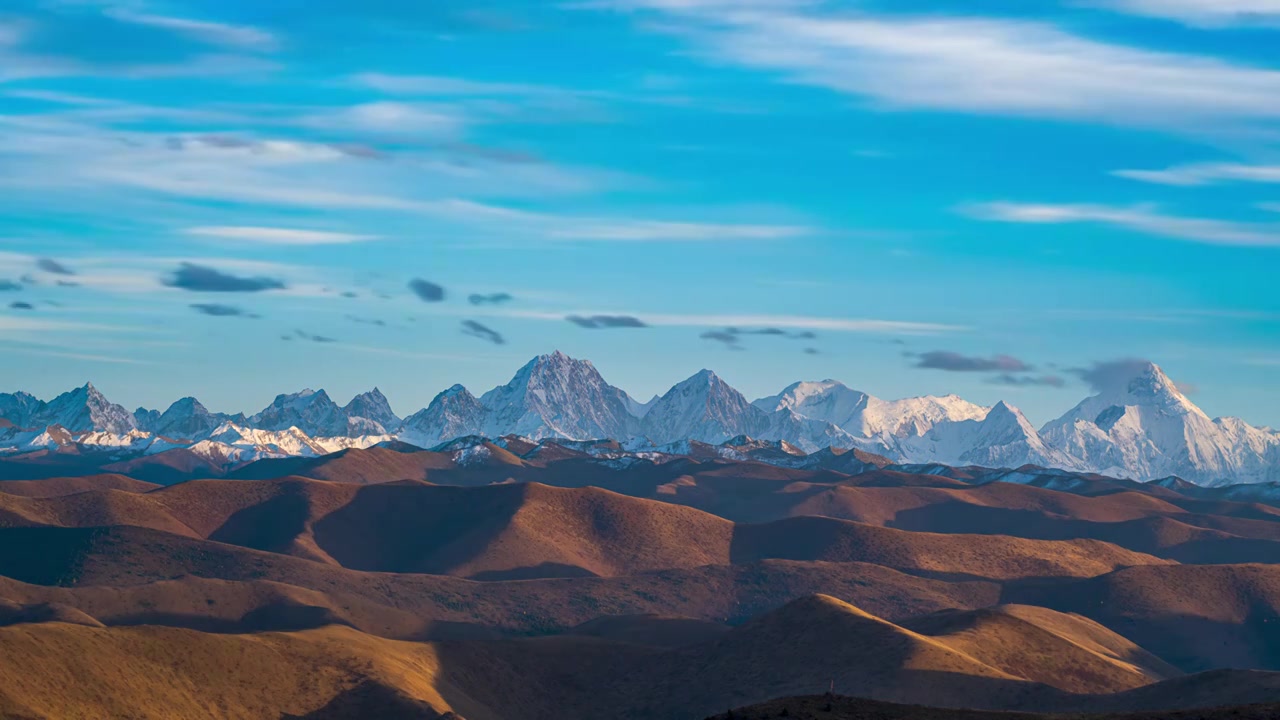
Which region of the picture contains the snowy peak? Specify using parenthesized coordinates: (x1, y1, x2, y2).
(250, 388, 351, 438)
(34, 382, 137, 435)
(641, 369, 769, 446)
(0, 391, 44, 428)
(1041, 362, 1278, 486)
(141, 397, 240, 440)
(401, 385, 486, 447)
(1089, 361, 1203, 419)
(479, 351, 639, 441)
(344, 387, 400, 432)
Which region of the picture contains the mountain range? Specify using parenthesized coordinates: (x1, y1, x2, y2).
(1, 352, 1277, 486)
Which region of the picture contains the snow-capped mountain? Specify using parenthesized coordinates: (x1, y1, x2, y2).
(343, 388, 400, 433)
(478, 351, 641, 441)
(400, 385, 486, 448)
(639, 370, 771, 446)
(754, 380, 990, 441)
(249, 389, 359, 438)
(1, 355, 1276, 486)
(9, 383, 139, 435)
(899, 401, 1084, 470)
(1040, 361, 1280, 486)
(135, 397, 244, 440)
(0, 391, 44, 428)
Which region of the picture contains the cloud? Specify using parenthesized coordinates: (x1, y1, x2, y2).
(9, 301, 34, 311)
(345, 315, 387, 327)
(461, 320, 505, 345)
(162, 263, 287, 293)
(37, 258, 75, 275)
(0, 280, 21, 291)
(408, 278, 446, 302)
(468, 292, 515, 306)
(190, 303, 259, 318)
(728, 327, 817, 339)
(1085, 0, 1280, 27)
(500, 310, 962, 334)
(184, 226, 378, 245)
(310, 102, 465, 137)
(1114, 163, 1280, 187)
(351, 73, 553, 96)
(104, 9, 278, 50)
(988, 373, 1067, 388)
(700, 330, 743, 349)
(803, 347, 820, 355)
(914, 351, 1034, 372)
(295, 329, 337, 343)
(567, 314, 648, 329)
(964, 202, 1280, 248)
(340, 291, 359, 299)
(589, 3, 1280, 131)
(1070, 358, 1160, 394)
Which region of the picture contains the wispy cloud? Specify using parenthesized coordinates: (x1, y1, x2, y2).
(988, 373, 1067, 388)
(409, 279, 446, 302)
(1085, 0, 1280, 27)
(184, 226, 378, 245)
(567, 314, 649, 329)
(190, 303, 259, 318)
(964, 202, 1280, 247)
(586, 3, 1280, 131)
(461, 320, 505, 345)
(37, 258, 76, 275)
(1114, 163, 1280, 187)
(468, 292, 514, 305)
(162, 263, 288, 293)
(913, 351, 1034, 372)
(104, 9, 278, 50)
(496, 309, 964, 334)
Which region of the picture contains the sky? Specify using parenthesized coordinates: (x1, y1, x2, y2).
(0, 0, 1278, 427)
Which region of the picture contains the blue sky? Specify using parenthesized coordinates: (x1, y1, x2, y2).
(1, 0, 1278, 426)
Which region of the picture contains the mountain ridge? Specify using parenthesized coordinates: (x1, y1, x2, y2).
(2, 355, 1276, 486)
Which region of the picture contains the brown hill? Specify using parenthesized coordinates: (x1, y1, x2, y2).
(706, 694, 1280, 720)
(0, 474, 159, 497)
(898, 604, 1179, 693)
(1008, 563, 1280, 672)
(0, 479, 1169, 582)
(731, 516, 1169, 581)
(0, 623, 474, 720)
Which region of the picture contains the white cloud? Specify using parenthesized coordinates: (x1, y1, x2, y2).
(965, 201, 1280, 247)
(307, 102, 465, 136)
(184, 226, 379, 245)
(104, 9, 278, 50)
(491, 308, 964, 334)
(352, 73, 551, 96)
(587, 4, 1280, 131)
(1114, 162, 1280, 186)
(1086, 0, 1280, 27)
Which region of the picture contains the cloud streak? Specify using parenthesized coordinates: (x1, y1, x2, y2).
(104, 9, 278, 50)
(162, 263, 288, 293)
(965, 202, 1280, 248)
(567, 314, 648, 329)
(498, 310, 963, 335)
(1086, 0, 1280, 27)
(184, 226, 378, 245)
(37, 258, 75, 275)
(190, 303, 259, 318)
(408, 278, 446, 302)
(461, 320, 505, 345)
(468, 292, 514, 306)
(914, 351, 1034, 373)
(1114, 162, 1280, 187)
(594, 3, 1280, 131)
